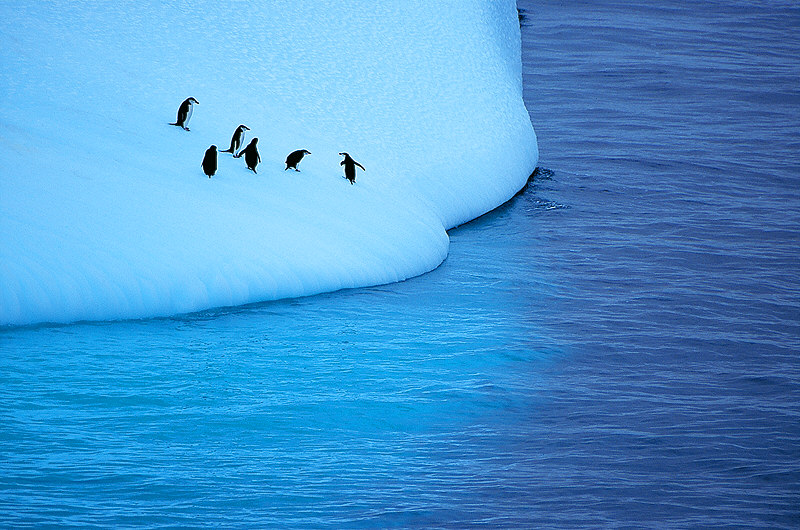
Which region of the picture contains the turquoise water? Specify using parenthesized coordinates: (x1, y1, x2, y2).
(2, 0, 799, 527)
(1, 196, 560, 527)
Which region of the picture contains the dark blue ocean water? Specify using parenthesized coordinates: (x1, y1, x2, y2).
(2, 1, 799, 527)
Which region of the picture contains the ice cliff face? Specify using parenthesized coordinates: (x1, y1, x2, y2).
(0, 0, 537, 326)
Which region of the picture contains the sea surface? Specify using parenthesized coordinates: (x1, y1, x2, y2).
(2, 0, 799, 527)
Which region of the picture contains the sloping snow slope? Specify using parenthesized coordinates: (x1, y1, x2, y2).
(0, 1, 537, 326)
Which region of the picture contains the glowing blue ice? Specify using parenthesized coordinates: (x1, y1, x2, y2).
(0, 0, 537, 325)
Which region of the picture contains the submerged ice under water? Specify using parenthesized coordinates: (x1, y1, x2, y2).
(1, 0, 799, 527)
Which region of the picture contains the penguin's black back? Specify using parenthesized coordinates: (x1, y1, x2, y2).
(171, 97, 197, 129)
(340, 153, 362, 184)
(285, 149, 309, 169)
(222, 125, 247, 153)
(242, 139, 259, 172)
(202, 145, 217, 177)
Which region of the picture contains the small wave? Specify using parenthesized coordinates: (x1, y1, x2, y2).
(514, 168, 567, 212)
(528, 196, 568, 211)
(531, 167, 555, 180)
(517, 8, 529, 27)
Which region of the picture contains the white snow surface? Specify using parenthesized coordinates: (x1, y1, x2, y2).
(0, 1, 538, 326)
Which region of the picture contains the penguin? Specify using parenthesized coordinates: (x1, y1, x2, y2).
(221, 124, 250, 154)
(170, 97, 199, 130)
(285, 149, 311, 171)
(339, 152, 365, 185)
(234, 138, 261, 173)
(202, 145, 217, 178)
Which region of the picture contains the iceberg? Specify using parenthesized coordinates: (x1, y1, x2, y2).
(0, 0, 538, 326)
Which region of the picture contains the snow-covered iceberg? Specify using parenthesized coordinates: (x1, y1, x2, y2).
(0, 1, 538, 326)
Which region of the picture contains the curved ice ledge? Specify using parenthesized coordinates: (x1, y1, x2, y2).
(0, 0, 538, 326)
